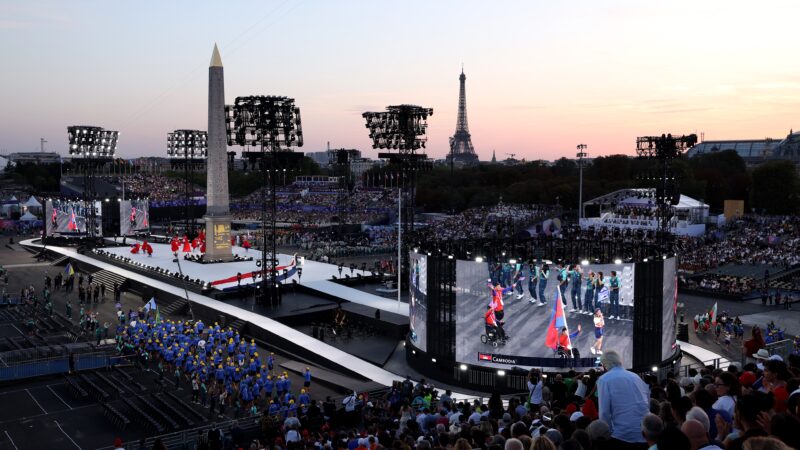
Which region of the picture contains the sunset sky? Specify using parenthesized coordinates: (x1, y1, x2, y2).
(2, 0, 800, 161)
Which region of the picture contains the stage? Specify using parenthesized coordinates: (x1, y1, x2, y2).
(20, 239, 467, 398)
(100, 238, 408, 316)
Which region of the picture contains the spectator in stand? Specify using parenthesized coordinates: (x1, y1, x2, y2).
(712, 372, 740, 417)
(743, 327, 766, 362)
(597, 350, 650, 449)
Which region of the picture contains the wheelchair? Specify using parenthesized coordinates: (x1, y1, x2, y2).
(480, 325, 508, 347)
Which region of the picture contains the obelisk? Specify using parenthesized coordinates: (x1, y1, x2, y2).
(204, 43, 233, 261)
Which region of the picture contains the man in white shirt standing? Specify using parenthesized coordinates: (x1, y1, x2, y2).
(527, 369, 544, 414)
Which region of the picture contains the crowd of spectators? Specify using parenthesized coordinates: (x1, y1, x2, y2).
(230, 187, 396, 226)
(120, 174, 204, 202)
(611, 206, 656, 219)
(679, 216, 800, 274)
(419, 204, 559, 241)
(682, 274, 758, 296)
(295, 229, 396, 260)
(138, 349, 800, 450)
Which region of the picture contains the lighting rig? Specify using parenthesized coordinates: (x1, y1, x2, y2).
(329, 149, 358, 235)
(635, 133, 697, 248)
(362, 104, 433, 295)
(67, 125, 119, 243)
(167, 129, 208, 238)
(226, 95, 304, 307)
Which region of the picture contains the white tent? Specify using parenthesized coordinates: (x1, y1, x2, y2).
(22, 196, 42, 208)
(19, 211, 37, 221)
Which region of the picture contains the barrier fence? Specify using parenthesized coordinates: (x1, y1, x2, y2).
(95, 415, 260, 450)
(0, 351, 118, 381)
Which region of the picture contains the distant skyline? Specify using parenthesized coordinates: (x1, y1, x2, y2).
(2, 1, 800, 161)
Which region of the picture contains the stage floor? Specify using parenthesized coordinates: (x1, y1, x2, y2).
(102, 238, 408, 316)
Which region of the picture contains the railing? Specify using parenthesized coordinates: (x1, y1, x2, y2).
(94, 415, 263, 450)
(679, 357, 729, 378)
(0, 344, 105, 366)
(739, 339, 794, 366)
(0, 351, 117, 381)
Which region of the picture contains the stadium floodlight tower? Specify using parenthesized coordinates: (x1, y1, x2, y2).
(67, 125, 119, 242)
(226, 95, 304, 307)
(167, 129, 208, 238)
(362, 104, 433, 302)
(635, 133, 697, 250)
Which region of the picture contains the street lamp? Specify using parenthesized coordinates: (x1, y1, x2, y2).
(576, 144, 588, 221)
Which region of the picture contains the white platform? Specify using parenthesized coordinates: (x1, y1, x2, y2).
(22, 239, 470, 399)
(677, 340, 731, 369)
(101, 238, 407, 316)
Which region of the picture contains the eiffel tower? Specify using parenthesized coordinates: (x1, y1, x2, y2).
(447, 67, 480, 166)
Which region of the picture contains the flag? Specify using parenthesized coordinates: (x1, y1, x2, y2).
(67, 207, 78, 231)
(145, 297, 160, 322)
(597, 285, 610, 304)
(478, 353, 492, 361)
(65, 262, 74, 276)
(709, 302, 717, 326)
(545, 287, 570, 350)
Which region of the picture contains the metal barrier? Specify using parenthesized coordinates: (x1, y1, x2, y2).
(679, 357, 729, 377)
(94, 416, 263, 450)
(738, 339, 794, 366)
(0, 351, 115, 381)
(0, 343, 106, 366)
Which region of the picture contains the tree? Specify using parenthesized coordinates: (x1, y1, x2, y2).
(750, 161, 799, 214)
(689, 150, 749, 209)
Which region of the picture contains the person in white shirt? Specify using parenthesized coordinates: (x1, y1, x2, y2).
(527, 370, 544, 413)
(711, 373, 739, 417)
(285, 427, 301, 443)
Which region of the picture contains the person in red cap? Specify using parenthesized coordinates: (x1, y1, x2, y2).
(739, 371, 757, 392)
(113, 437, 124, 450)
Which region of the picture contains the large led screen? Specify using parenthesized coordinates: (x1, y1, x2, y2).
(662, 257, 678, 361)
(120, 200, 150, 236)
(45, 200, 102, 236)
(456, 260, 635, 369)
(408, 253, 428, 352)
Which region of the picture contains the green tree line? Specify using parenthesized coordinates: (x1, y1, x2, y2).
(413, 151, 799, 215)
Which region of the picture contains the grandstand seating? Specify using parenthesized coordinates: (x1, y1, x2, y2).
(163, 391, 206, 423)
(137, 393, 181, 431)
(64, 375, 89, 399)
(78, 372, 110, 402)
(121, 396, 166, 434)
(102, 402, 131, 430)
(93, 370, 126, 397)
(152, 393, 195, 428)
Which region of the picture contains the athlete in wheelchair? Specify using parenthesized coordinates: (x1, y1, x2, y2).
(554, 324, 581, 358)
(481, 306, 509, 347)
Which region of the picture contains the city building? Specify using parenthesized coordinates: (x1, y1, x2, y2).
(686, 130, 800, 165)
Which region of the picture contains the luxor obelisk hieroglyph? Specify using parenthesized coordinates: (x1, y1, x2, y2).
(204, 44, 233, 261)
